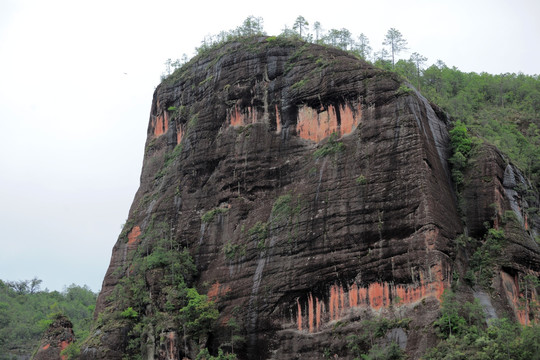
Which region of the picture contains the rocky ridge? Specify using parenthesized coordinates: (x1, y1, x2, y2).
(81, 37, 540, 359)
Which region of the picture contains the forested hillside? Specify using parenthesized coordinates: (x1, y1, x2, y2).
(395, 62, 540, 190)
(0, 279, 96, 359)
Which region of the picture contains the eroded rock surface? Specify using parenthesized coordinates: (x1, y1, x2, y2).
(82, 37, 540, 359)
(33, 314, 74, 360)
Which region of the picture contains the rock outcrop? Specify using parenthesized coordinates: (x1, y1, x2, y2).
(81, 37, 540, 359)
(33, 314, 75, 360)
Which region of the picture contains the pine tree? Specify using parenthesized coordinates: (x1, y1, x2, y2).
(383, 28, 408, 69)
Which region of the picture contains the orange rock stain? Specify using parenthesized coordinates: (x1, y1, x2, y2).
(308, 294, 314, 333)
(127, 226, 141, 245)
(339, 103, 360, 136)
(368, 282, 386, 310)
(295, 270, 447, 332)
(340, 286, 346, 313)
(207, 282, 231, 301)
(228, 103, 361, 143)
(275, 104, 281, 133)
(297, 298, 302, 331)
(167, 332, 175, 359)
(349, 283, 359, 308)
(229, 105, 261, 127)
(295, 103, 361, 142)
(60, 340, 69, 360)
(153, 112, 169, 137)
(500, 271, 539, 325)
(315, 297, 322, 331)
(329, 285, 339, 320)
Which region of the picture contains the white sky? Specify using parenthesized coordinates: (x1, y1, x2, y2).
(0, 0, 538, 292)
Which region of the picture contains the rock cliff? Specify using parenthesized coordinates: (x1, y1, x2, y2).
(33, 314, 75, 360)
(81, 37, 540, 359)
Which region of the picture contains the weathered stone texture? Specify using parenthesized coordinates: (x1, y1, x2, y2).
(83, 38, 540, 359)
(33, 315, 74, 360)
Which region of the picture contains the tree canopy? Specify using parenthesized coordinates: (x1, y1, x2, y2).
(382, 28, 408, 69)
(292, 15, 309, 39)
(0, 279, 97, 360)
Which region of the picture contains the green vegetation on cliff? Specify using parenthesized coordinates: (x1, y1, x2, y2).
(101, 218, 235, 359)
(425, 290, 540, 360)
(415, 64, 540, 189)
(163, 15, 539, 192)
(0, 279, 96, 359)
(105, 16, 539, 359)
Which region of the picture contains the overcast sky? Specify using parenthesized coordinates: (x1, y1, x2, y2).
(0, 0, 538, 293)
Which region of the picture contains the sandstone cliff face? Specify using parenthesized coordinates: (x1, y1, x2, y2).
(82, 37, 540, 359)
(33, 314, 74, 360)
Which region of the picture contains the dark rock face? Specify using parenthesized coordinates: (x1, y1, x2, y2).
(33, 314, 74, 360)
(83, 38, 540, 359)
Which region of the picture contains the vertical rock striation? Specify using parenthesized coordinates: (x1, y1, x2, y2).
(82, 37, 540, 359)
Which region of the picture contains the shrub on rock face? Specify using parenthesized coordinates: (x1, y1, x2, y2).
(180, 288, 219, 340)
(120, 307, 138, 319)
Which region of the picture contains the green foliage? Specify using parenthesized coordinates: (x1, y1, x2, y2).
(383, 28, 408, 68)
(223, 241, 246, 260)
(503, 210, 519, 224)
(199, 75, 214, 86)
(120, 306, 138, 319)
(356, 175, 368, 185)
(155, 143, 183, 180)
(448, 120, 474, 192)
(291, 78, 308, 90)
(268, 193, 303, 250)
(265, 34, 301, 48)
(60, 342, 80, 360)
(108, 228, 228, 359)
(248, 221, 268, 251)
(322, 28, 354, 50)
(433, 290, 484, 338)
(271, 194, 293, 221)
(0, 279, 96, 359)
(449, 120, 473, 156)
(426, 315, 540, 360)
(225, 316, 245, 353)
(196, 348, 238, 360)
(396, 84, 413, 96)
(420, 64, 540, 189)
(201, 207, 229, 223)
(180, 288, 219, 339)
(469, 228, 506, 288)
(292, 15, 309, 39)
(112, 218, 198, 321)
(313, 132, 345, 158)
(284, 42, 310, 74)
(344, 317, 409, 359)
(426, 288, 540, 360)
(361, 342, 405, 360)
(248, 221, 268, 240)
